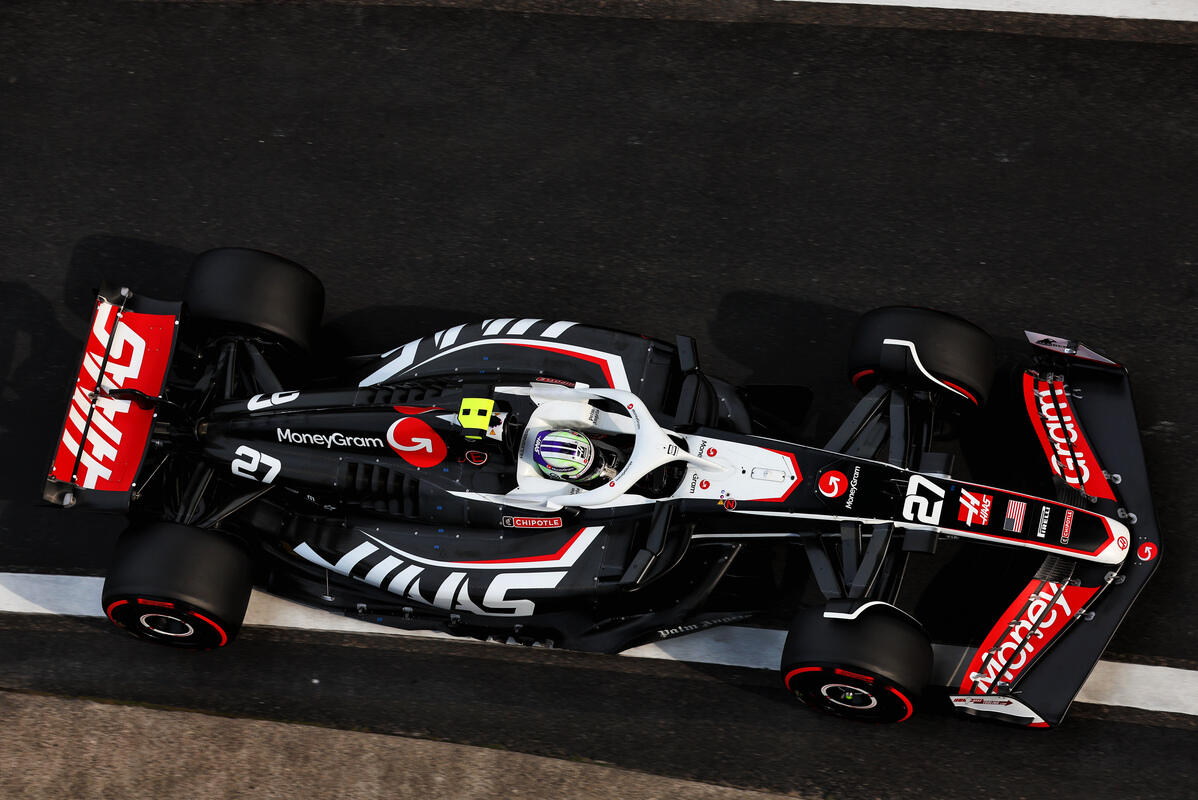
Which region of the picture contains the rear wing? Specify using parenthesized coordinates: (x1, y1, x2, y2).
(43, 286, 180, 511)
(946, 332, 1162, 726)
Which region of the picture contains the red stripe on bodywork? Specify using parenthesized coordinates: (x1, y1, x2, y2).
(749, 449, 804, 502)
(942, 379, 978, 406)
(392, 405, 443, 415)
(510, 343, 615, 388)
(457, 528, 587, 565)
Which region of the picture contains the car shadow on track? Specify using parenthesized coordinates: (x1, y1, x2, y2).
(318, 305, 484, 363)
(62, 235, 194, 317)
(706, 290, 861, 443)
(0, 235, 201, 574)
(0, 276, 122, 572)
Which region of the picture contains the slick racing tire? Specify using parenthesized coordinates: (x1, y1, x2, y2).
(183, 247, 325, 352)
(848, 306, 996, 407)
(101, 522, 254, 649)
(781, 605, 932, 723)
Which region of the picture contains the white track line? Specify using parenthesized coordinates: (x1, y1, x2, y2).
(774, 0, 1198, 22)
(3, 572, 1196, 718)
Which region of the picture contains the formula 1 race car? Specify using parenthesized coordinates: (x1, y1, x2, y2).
(44, 248, 1162, 727)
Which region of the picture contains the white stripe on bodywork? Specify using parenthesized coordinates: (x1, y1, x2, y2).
(882, 338, 971, 402)
(387, 564, 424, 595)
(360, 526, 603, 570)
(723, 508, 1125, 564)
(293, 541, 380, 575)
(947, 695, 1045, 724)
(440, 323, 467, 349)
(363, 555, 404, 588)
(822, 601, 922, 628)
(691, 533, 802, 540)
(360, 323, 607, 387)
(367, 338, 631, 390)
(541, 321, 577, 338)
(484, 318, 514, 335)
(357, 340, 421, 387)
(508, 318, 541, 335)
(445, 488, 653, 511)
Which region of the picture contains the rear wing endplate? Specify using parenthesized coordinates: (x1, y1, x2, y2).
(43, 286, 180, 510)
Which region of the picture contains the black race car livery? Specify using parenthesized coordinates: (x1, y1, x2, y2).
(44, 248, 1162, 727)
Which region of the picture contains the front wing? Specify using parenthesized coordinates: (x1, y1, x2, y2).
(943, 335, 1162, 726)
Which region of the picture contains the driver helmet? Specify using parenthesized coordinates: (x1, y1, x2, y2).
(533, 429, 594, 480)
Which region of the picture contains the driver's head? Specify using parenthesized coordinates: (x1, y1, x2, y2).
(533, 429, 594, 481)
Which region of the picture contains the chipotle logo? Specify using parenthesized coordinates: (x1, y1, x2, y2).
(502, 516, 563, 528)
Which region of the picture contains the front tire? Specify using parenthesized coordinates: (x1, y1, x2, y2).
(781, 605, 932, 723)
(101, 522, 254, 649)
(848, 306, 996, 407)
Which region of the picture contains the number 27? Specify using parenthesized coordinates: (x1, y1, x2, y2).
(901, 474, 945, 525)
(231, 445, 281, 483)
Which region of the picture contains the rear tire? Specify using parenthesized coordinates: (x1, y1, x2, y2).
(848, 306, 996, 407)
(781, 605, 932, 723)
(183, 247, 324, 351)
(101, 522, 254, 649)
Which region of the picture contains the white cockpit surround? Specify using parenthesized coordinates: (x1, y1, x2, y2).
(447, 383, 721, 512)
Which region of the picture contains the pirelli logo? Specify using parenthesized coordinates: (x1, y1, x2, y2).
(502, 516, 563, 529)
(1036, 506, 1052, 539)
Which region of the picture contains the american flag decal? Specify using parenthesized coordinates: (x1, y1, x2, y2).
(1004, 500, 1027, 532)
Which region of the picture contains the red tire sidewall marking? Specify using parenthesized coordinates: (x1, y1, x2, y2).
(107, 597, 229, 647)
(851, 369, 875, 387)
(784, 666, 824, 690)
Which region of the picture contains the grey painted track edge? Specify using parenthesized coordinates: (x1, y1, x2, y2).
(0, 690, 797, 800)
(139, 0, 1198, 43)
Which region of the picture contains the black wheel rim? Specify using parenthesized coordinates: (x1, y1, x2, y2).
(139, 613, 196, 638)
(785, 666, 916, 722)
(821, 682, 878, 710)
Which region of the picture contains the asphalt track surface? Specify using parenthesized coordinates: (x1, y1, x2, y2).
(2, 1, 1197, 797)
